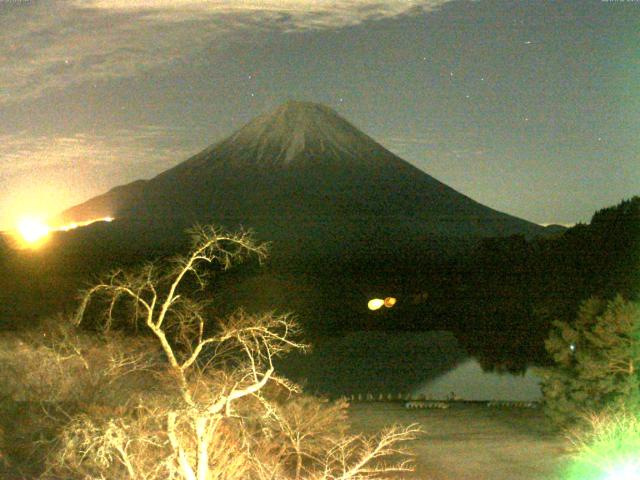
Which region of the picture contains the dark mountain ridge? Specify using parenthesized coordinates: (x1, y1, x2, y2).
(59, 101, 545, 260)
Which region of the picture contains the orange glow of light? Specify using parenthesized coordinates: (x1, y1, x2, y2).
(57, 216, 113, 231)
(14, 216, 115, 249)
(17, 217, 50, 245)
(368, 297, 398, 311)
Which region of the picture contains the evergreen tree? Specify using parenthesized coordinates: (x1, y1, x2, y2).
(539, 295, 640, 425)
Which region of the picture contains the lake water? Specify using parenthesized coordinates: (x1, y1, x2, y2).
(279, 330, 543, 400)
(413, 358, 542, 401)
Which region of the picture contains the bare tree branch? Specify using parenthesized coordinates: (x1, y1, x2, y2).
(46, 225, 419, 480)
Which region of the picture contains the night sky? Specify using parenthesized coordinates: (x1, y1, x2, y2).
(1, 0, 638, 230)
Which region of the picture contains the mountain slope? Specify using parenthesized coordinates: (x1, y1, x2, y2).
(59, 101, 545, 256)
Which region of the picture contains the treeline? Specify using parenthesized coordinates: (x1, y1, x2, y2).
(1, 197, 638, 374)
(152, 196, 640, 372)
(451, 196, 640, 370)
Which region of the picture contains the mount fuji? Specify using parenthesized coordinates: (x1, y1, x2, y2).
(59, 101, 544, 260)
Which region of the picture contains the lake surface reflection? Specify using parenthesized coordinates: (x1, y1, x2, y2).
(278, 330, 541, 400)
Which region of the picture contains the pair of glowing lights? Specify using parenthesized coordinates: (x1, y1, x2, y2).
(367, 297, 397, 311)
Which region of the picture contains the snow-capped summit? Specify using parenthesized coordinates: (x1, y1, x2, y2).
(219, 100, 371, 166)
(165, 100, 404, 175)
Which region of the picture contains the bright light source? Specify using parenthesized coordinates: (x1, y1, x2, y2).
(604, 460, 640, 480)
(368, 297, 398, 310)
(17, 217, 50, 245)
(13, 215, 115, 249)
(368, 298, 385, 311)
(384, 297, 397, 308)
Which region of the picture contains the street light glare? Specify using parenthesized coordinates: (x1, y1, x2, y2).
(368, 298, 385, 311)
(368, 297, 397, 311)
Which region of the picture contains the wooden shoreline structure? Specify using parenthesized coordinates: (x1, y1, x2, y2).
(334, 392, 540, 409)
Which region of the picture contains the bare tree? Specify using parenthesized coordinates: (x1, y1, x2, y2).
(44, 225, 420, 480)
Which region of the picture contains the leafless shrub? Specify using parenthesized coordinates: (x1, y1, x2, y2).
(311, 424, 422, 480)
(560, 407, 640, 480)
(564, 407, 640, 455)
(0, 315, 162, 405)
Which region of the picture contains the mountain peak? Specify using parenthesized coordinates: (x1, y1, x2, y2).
(273, 99, 336, 116)
(209, 100, 385, 167)
(60, 100, 545, 243)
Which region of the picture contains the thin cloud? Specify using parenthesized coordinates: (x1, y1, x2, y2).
(74, 1, 451, 28)
(0, 127, 192, 178)
(0, 0, 453, 105)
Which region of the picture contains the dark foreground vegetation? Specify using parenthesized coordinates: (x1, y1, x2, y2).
(0, 197, 638, 478)
(0, 226, 420, 479)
